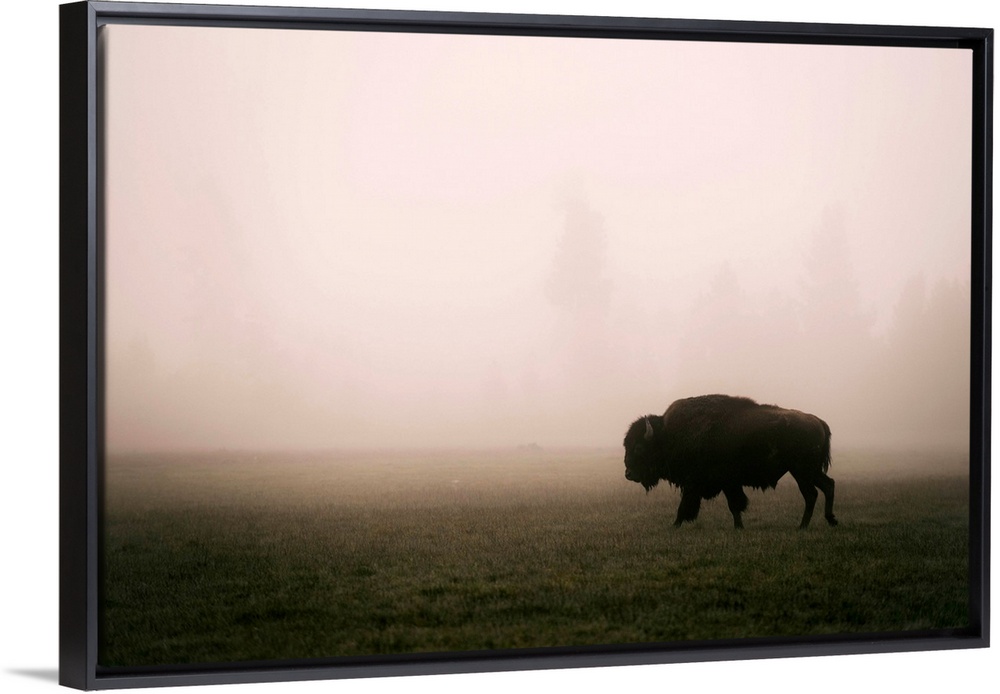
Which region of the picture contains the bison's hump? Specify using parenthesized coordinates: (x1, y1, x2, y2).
(663, 394, 758, 421)
(662, 394, 758, 437)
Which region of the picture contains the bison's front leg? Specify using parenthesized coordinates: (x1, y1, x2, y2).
(723, 486, 749, 529)
(674, 489, 702, 527)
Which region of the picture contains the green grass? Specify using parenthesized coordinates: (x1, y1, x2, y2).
(99, 449, 970, 667)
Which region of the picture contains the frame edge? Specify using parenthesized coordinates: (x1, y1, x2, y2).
(60, 1, 99, 690)
(64, 2, 993, 688)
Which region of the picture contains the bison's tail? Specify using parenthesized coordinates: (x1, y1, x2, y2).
(820, 420, 832, 473)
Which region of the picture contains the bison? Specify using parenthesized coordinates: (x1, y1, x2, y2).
(623, 395, 837, 529)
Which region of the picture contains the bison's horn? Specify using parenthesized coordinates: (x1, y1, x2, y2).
(644, 418, 654, 440)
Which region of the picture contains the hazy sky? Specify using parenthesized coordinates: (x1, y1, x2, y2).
(102, 24, 972, 451)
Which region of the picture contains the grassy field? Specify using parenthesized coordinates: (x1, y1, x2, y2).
(100, 448, 970, 667)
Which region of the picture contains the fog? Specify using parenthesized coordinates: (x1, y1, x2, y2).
(102, 25, 971, 453)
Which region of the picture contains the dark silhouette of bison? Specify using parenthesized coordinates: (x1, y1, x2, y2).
(623, 395, 836, 529)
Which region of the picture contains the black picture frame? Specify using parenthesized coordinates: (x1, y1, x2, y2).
(60, 1, 992, 690)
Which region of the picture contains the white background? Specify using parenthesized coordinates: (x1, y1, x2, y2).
(1, 1, 995, 693)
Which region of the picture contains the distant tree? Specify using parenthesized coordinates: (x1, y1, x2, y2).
(677, 263, 742, 360)
(799, 205, 874, 351)
(792, 206, 879, 433)
(544, 198, 619, 434)
(675, 263, 767, 398)
(869, 275, 971, 445)
(545, 199, 611, 317)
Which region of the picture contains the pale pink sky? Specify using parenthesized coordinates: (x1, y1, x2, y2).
(101, 24, 972, 451)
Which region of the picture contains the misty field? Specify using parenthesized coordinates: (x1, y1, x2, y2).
(100, 448, 970, 667)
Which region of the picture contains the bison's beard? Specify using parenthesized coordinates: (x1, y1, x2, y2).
(638, 478, 660, 492)
(625, 466, 661, 492)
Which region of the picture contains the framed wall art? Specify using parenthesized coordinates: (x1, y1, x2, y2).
(60, 1, 992, 689)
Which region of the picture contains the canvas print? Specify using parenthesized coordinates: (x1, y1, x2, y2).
(99, 23, 973, 667)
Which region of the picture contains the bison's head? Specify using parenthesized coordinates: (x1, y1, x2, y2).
(623, 415, 662, 492)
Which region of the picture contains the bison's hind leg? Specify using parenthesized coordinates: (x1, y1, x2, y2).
(723, 486, 749, 529)
(816, 473, 837, 526)
(792, 471, 838, 528)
